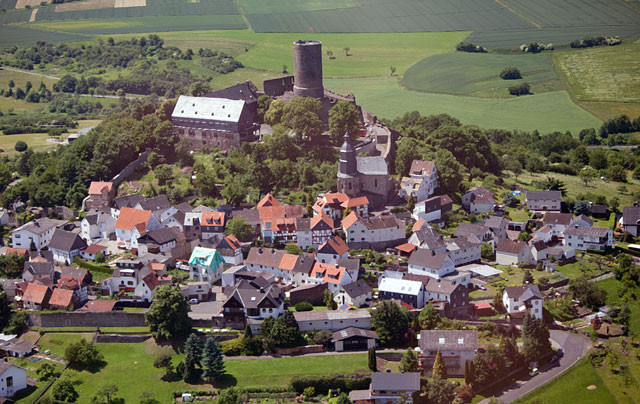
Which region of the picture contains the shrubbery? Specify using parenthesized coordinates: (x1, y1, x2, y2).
(519, 42, 553, 53)
(290, 374, 371, 395)
(456, 42, 487, 53)
(500, 66, 522, 80)
(294, 301, 313, 312)
(508, 83, 530, 96)
(570, 36, 621, 48)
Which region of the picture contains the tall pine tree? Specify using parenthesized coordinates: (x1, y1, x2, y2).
(184, 334, 204, 367)
(399, 348, 419, 372)
(202, 337, 226, 381)
(432, 349, 447, 379)
(368, 347, 377, 372)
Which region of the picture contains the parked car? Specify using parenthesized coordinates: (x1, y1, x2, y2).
(550, 355, 558, 363)
(557, 348, 564, 358)
(189, 298, 198, 305)
(529, 368, 539, 377)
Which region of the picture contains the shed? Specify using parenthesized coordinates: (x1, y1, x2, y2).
(331, 327, 378, 352)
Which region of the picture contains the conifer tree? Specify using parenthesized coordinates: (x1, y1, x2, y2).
(368, 347, 377, 372)
(202, 337, 226, 381)
(399, 348, 419, 372)
(184, 334, 204, 367)
(432, 349, 447, 379)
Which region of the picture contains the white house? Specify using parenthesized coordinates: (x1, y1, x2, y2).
(418, 330, 477, 376)
(445, 237, 481, 267)
(378, 277, 425, 309)
(525, 190, 562, 212)
(11, 218, 63, 250)
(81, 210, 115, 243)
(412, 195, 453, 225)
(622, 206, 640, 237)
(484, 216, 509, 243)
(342, 212, 405, 248)
(496, 239, 535, 266)
(308, 262, 353, 292)
(114, 207, 161, 250)
(407, 249, 456, 280)
(0, 361, 27, 398)
(47, 229, 87, 265)
(502, 285, 543, 319)
(461, 186, 494, 213)
(564, 225, 612, 251)
(215, 234, 243, 265)
(316, 236, 350, 265)
(543, 212, 573, 237)
(188, 247, 226, 284)
(400, 160, 438, 202)
(334, 279, 372, 307)
(101, 267, 160, 303)
(293, 309, 371, 332)
(136, 228, 177, 256)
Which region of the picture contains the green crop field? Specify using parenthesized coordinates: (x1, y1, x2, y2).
(513, 358, 615, 404)
(0, 25, 90, 47)
(554, 42, 640, 103)
(108, 30, 468, 78)
(325, 77, 601, 133)
(238, 0, 357, 14)
(403, 52, 557, 96)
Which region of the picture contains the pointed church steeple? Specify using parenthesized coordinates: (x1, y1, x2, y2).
(338, 134, 357, 177)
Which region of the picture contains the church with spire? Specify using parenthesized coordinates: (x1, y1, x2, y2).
(337, 135, 390, 209)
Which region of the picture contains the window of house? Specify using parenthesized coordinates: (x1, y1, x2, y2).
(6, 377, 12, 387)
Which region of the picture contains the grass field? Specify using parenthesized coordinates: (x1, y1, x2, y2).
(12, 358, 65, 404)
(403, 52, 557, 96)
(513, 358, 615, 404)
(238, 0, 357, 14)
(515, 171, 640, 207)
(554, 42, 640, 103)
(0, 133, 53, 155)
(325, 77, 601, 133)
(0, 68, 59, 90)
(596, 277, 640, 334)
(38, 333, 95, 357)
(107, 30, 468, 78)
(51, 338, 368, 402)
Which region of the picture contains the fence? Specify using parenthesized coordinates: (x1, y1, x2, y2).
(28, 312, 147, 328)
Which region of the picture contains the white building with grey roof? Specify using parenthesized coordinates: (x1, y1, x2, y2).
(293, 309, 371, 332)
(418, 329, 478, 376)
(11, 218, 65, 250)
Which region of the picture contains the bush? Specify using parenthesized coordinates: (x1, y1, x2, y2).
(456, 42, 487, 53)
(14, 141, 27, 152)
(220, 337, 244, 356)
(508, 83, 531, 96)
(500, 66, 522, 80)
(65, 339, 104, 369)
(294, 301, 313, 312)
(290, 374, 371, 395)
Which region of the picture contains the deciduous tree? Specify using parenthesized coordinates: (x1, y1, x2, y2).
(145, 285, 192, 341)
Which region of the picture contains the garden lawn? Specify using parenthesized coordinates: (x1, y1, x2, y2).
(596, 277, 640, 334)
(513, 357, 615, 404)
(38, 333, 95, 357)
(105, 30, 468, 78)
(555, 261, 602, 280)
(0, 133, 53, 155)
(12, 358, 65, 404)
(325, 77, 601, 134)
(224, 353, 368, 388)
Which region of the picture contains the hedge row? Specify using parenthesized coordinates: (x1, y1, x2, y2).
(290, 374, 371, 395)
(73, 257, 112, 274)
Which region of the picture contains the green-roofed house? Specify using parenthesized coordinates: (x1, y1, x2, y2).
(188, 246, 225, 284)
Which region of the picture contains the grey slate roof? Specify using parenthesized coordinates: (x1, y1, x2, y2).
(371, 372, 420, 392)
(413, 228, 446, 250)
(408, 249, 449, 269)
(623, 206, 640, 225)
(356, 156, 388, 176)
(340, 279, 372, 299)
(526, 190, 562, 200)
(504, 285, 542, 301)
(145, 228, 176, 245)
(14, 218, 63, 236)
(293, 309, 370, 322)
(564, 225, 610, 237)
(112, 194, 144, 209)
(419, 329, 478, 351)
(331, 327, 378, 342)
(138, 195, 171, 212)
(454, 222, 490, 240)
(48, 229, 87, 252)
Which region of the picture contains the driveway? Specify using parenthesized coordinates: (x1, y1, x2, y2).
(479, 330, 591, 403)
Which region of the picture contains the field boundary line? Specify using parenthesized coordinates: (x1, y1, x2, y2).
(0, 66, 60, 81)
(493, 0, 541, 28)
(232, 0, 253, 31)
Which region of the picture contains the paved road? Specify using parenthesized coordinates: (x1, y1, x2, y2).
(1, 66, 60, 81)
(479, 330, 591, 403)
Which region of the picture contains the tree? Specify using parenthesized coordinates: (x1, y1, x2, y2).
(573, 200, 590, 216)
(90, 384, 119, 404)
(521, 313, 551, 364)
(145, 285, 192, 341)
(432, 350, 447, 379)
(202, 337, 226, 380)
(343, 47, 350, 56)
(368, 346, 377, 371)
(434, 149, 464, 194)
(481, 242, 494, 259)
(65, 339, 104, 369)
(14, 141, 27, 152)
(523, 269, 534, 285)
(36, 362, 57, 381)
(225, 217, 252, 240)
(256, 94, 272, 122)
(406, 194, 415, 212)
(500, 66, 522, 80)
(139, 391, 161, 404)
(58, 74, 78, 93)
(303, 386, 316, 400)
(222, 180, 245, 207)
(218, 388, 243, 404)
(8, 80, 14, 88)
(154, 164, 173, 185)
(95, 251, 105, 264)
(329, 100, 360, 144)
(508, 82, 531, 96)
(502, 191, 517, 207)
(390, 66, 396, 75)
(4, 311, 27, 334)
(418, 304, 441, 330)
(336, 393, 351, 404)
(52, 378, 78, 402)
(153, 351, 173, 375)
(325, 291, 337, 310)
(399, 348, 419, 372)
(579, 167, 598, 186)
(282, 97, 323, 143)
(184, 334, 204, 367)
(264, 99, 286, 126)
(421, 377, 457, 404)
(282, 64, 288, 74)
(492, 291, 504, 313)
(569, 276, 607, 310)
(182, 354, 199, 383)
(371, 300, 409, 346)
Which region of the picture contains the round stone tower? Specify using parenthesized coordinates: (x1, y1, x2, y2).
(337, 134, 360, 196)
(293, 40, 324, 99)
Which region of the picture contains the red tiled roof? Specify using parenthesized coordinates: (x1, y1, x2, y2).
(6, 248, 27, 256)
(23, 283, 50, 305)
(410, 160, 436, 177)
(115, 207, 151, 231)
(78, 299, 116, 312)
(412, 219, 426, 232)
(319, 236, 349, 256)
(341, 196, 369, 209)
(224, 234, 241, 250)
(342, 211, 359, 229)
(49, 288, 74, 308)
(311, 213, 333, 230)
(474, 302, 492, 309)
(82, 244, 107, 254)
(280, 253, 299, 271)
(88, 181, 113, 195)
(202, 211, 225, 226)
(324, 192, 348, 205)
(395, 243, 417, 253)
(257, 193, 282, 208)
(311, 262, 346, 284)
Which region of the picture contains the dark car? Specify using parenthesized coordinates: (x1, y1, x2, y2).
(557, 348, 564, 358)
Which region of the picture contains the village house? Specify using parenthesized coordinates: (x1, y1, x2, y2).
(313, 192, 348, 221)
(408, 226, 447, 252)
(47, 229, 87, 265)
(288, 282, 327, 305)
(454, 222, 495, 246)
(408, 249, 455, 280)
(400, 160, 439, 202)
(80, 243, 108, 261)
(0, 208, 9, 226)
(136, 228, 177, 256)
(332, 328, 379, 352)
(350, 372, 420, 404)
(341, 196, 370, 219)
(484, 215, 509, 243)
(378, 277, 425, 309)
(334, 279, 372, 308)
(180, 281, 211, 303)
(543, 212, 573, 237)
(573, 214, 594, 227)
(256, 194, 305, 245)
(85, 181, 116, 210)
(184, 211, 226, 241)
(222, 278, 285, 329)
(81, 209, 116, 244)
(114, 207, 161, 250)
(0, 361, 27, 398)
(48, 288, 75, 311)
(445, 237, 481, 267)
(412, 194, 453, 226)
(101, 266, 160, 302)
(564, 225, 612, 250)
(22, 260, 55, 283)
(188, 247, 225, 284)
(461, 186, 494, 213)
(245, 247, 315, 285)
(502, 285, 543, 319)
(342, 212, 405, 250)
(294, 309, 371, 332)
(496, 239, 535, 266)
(21, 283, 51, 310)
(534, 225, 554, 243)
(316, 236, 350, 265)
(11, 218, 64, 250)
(622, 206, 640, 237)
(418, 330, 478, 376)
(110, 194, 144, 220)
(525, 190, 562, 212)
(215, 234, 243, 265)
(308, 262, 353, 292)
